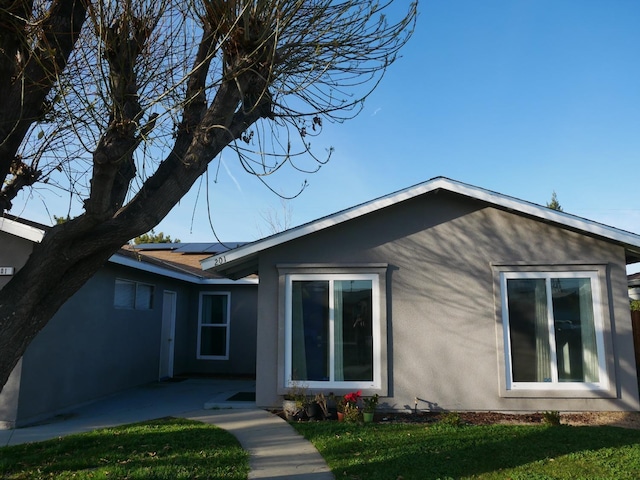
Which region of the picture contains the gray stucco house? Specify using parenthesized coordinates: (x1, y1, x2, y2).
(203, 177, 640, 413)
(2, 176, 640, 428)
(0, 218, 256, 429)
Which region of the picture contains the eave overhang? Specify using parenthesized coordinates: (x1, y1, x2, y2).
(202, 177, 640, 278)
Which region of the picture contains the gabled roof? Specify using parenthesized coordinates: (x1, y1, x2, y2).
(118, 243, 256, 285)
(132, 242, 246, 253)
(201, 177, 640, 279)
(0, 215, 254, 285)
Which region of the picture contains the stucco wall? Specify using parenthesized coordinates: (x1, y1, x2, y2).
(15, 263, 195, 425)
(255, 191, 640, 412)
(0, 232, 258, 427)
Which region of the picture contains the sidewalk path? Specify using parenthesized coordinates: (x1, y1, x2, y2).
(0, 379, 334, 479)
(187, 409, 334, 479)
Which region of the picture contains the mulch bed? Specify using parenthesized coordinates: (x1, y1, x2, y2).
(274, 409, 640, 429)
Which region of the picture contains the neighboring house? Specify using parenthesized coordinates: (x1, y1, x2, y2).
(203, 177, 640, 413)
(0, 218, 256, 429)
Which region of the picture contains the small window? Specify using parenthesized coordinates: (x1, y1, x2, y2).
(114, 279, 154, 310)
(198, 292, 231, 359)
(284, 273, 381, 390)
(500, 271, 608, 391)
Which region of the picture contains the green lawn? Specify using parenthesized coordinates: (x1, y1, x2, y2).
(3, 415, 640, 480)
(0, 417, 249, 480)
(292, 420, 640, 480)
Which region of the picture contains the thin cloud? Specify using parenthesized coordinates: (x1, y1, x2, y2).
(221, 157, 243, 192)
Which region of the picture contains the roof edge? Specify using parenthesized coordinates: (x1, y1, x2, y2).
(0, 217, 46, 243)
(110, 253, 258, 285)
(202, 177, 640, 274)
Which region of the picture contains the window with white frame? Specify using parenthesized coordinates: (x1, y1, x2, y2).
(285, 273, 380, 389)
(114, 279, 154, 309)
(198, 292, 230, 359)
(500, 271, 608, 391)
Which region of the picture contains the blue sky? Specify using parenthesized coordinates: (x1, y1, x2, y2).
(15, 1, 640, 252)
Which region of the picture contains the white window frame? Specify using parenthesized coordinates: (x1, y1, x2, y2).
(114, 278, 154, 310)
(284, 273, 381, 390)
(197, 292, 231, 360)
(500, 270, 609, 392)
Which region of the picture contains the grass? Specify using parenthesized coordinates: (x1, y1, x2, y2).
(292, 420, 640, 480)
(0, 417, 249, 480)
(4, 414, 640, 480)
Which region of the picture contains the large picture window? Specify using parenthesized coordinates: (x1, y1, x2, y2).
(285, 273, 380, 389)
(500, 271, 607, 391)
(198, 292, 230, 360)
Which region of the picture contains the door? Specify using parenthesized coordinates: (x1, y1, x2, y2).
(159, 290, 177, 379)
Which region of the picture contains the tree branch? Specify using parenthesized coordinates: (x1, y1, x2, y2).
(0, 0, 87, 212)
(85, 7, 152, 218)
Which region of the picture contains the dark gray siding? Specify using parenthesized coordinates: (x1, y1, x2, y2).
(0, 233, 35, 427)
(12, 262, 257, 426)
(177, 284, 257, 377)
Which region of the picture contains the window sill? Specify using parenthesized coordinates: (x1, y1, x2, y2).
(500, 385, 616, 399)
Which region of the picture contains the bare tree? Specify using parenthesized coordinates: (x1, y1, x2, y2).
(0, 0, 416, 393)
(258, 198, 294, 235)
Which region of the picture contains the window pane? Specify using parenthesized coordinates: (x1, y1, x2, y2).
(202, 295, 228, 325)
(114, 279, 135, 308)
(335, 280, 373, 381)
(551, 278, 599, 382)
(135, 284, 154, 310)
(291, 281, 329, 381)
(507, 278, 551, 382)
(200, 326, 227, 356)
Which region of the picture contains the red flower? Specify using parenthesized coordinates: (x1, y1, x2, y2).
(344, 390, 362, 406)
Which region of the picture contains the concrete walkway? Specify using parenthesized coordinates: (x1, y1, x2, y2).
(188, 409, 334, 479)
(0, 379, 334, 479)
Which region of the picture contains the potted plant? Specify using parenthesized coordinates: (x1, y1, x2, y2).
(342, 390, 362, 422)
(314, 393, 330, 420)
(282, 382, 307, 421)
(332, 394, 346, 421)
(363, 394, 379, 422)
(304, 395, 320, 420)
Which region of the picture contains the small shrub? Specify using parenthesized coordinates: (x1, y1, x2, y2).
(343, 404, 362, 422)
(284, 382, 308, 407)
(439, 411, 463, 427)
(542, 410, 561, 426)
(363, 394, 379, 413)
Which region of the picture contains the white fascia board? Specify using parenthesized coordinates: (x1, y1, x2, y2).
(200, 182, 436, 271)
(201, 177, 640, 271)
(0, 217, 46, 243)
(109, 253, 258, 285)
(443, 179, 640, 248)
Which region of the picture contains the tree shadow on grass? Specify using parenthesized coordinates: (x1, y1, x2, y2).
(0, 418, 249, 479)
(298, 422, 640, 480)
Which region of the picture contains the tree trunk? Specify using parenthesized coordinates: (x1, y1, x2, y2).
(0, 218, 128, 392)
(0, 75, 264, 394)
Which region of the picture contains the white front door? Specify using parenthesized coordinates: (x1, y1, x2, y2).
(159, 290, 177, 379)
